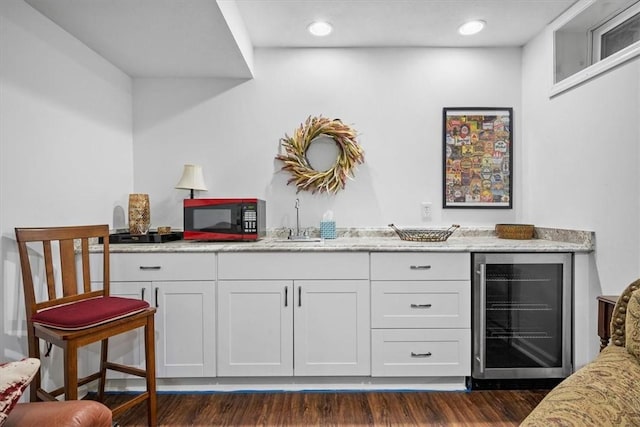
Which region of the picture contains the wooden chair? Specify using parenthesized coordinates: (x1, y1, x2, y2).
(14, 224, 157, 426)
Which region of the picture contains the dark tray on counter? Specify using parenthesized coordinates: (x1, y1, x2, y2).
(99, 231, 183, 244)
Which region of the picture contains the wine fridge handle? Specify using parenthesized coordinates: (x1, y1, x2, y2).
(477, 264, 486, 375)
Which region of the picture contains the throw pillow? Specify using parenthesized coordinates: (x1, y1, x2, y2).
(0, 358, 40, 426)
(626, 289, 640, 360)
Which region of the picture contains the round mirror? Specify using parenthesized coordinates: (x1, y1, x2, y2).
(306, 135, 340, 172)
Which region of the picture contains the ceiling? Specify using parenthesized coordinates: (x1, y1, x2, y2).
(24, 0, 578, 78)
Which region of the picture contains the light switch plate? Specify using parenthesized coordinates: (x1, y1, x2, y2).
(421, 202, 432, 221)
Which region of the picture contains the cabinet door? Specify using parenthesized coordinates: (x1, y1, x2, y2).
(107, 282, 150, 379)
(217, 280, 293, 376)
(294, 280, 370, 376)
(154, 281, 215, 378)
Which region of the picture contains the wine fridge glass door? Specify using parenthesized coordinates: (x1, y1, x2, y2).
(473, 252, 572, 379)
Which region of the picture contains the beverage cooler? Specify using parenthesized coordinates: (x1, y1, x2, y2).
(472, 253, 573, 384)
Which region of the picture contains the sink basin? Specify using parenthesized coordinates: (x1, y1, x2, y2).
(275, 237, 324, 243)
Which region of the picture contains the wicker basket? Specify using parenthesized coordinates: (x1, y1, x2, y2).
(495, 224, 535, 240)
(389, 224, 460, 242)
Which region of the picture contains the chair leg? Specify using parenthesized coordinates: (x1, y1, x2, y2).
(145, 317, 157, 427)
(64, 342, 79, 400)
(98, 338, 108, 402)
(28, 331, 41, 402)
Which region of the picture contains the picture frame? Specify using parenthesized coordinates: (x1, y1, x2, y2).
(443, 107, 513, 209)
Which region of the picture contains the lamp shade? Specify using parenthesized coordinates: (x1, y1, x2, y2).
(175, 164, 208, 191)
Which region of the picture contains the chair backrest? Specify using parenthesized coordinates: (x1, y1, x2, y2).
(15, 225, 111, 319)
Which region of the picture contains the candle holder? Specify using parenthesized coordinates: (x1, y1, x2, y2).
(128, 193, 150, 235)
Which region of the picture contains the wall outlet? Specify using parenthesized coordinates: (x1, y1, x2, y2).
(421, 202, 432, 221)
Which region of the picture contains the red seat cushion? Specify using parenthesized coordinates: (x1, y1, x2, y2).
(32, 296, 150, 330)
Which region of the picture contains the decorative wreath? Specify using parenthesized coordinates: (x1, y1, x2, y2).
(276, 116, 365, 194)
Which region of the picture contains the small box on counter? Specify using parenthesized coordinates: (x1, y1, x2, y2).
(320, 221, 336, 239)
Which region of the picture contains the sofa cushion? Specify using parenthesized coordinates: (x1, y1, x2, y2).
(0, 358, 40, 426)
(626, 289, 640, 360)
(520, 346, 640, 426)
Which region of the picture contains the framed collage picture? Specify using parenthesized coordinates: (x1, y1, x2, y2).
(443, 107, 513, 209)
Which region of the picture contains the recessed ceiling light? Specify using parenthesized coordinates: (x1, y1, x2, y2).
(308, 21, 333, 37)
(458, 20, 486, 36)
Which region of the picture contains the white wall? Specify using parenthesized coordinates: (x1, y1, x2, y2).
(133, 47, 523, 231)
(522, 20, 640, 294)
(0, 0, 133, 361)
(522, 9, 640, 363)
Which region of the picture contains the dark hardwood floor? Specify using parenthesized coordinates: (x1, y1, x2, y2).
(99, 390, 547, 426)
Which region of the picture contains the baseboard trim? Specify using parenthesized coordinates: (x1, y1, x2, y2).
(104, 376, 469, 393)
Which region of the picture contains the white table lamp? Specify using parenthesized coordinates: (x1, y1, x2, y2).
(175, 164, 208, 198)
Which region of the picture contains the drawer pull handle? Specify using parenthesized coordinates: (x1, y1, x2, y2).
(139, 266, 161, 270)
(410, 265, 431, 270)
(411, 352, 432, 358)
(410, 303, 432, 309)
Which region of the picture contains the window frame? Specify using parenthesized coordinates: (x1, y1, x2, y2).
(591, 1, 640, 63)
(551, 0, 640, 97)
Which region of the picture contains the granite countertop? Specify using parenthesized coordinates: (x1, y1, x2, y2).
(93, 227, 594, 254)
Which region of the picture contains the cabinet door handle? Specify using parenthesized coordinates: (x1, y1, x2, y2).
(141, 288, 145, 301)
(410, 265, 431, 270)
(139, 266, 161, 270)
(410, 303, 432, 309)
(284, 286, 288, 307)
(298, 286, 302, 307)
(411, 352, 432, 358)
(155, 287, 159, 308)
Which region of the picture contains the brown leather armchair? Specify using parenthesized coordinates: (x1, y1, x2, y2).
(5, 400, 112, 427)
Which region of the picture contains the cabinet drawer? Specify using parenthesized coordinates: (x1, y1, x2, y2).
(370, 252, 470, 281)
(371, 281, 470, 328)
(91, 253, 216, 282)
(371, 329, 471, 377)
(218, 252, 369, 280)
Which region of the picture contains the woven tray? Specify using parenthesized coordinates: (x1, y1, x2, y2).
(495, 224, 534, 240)
(389, 224, 460, 242)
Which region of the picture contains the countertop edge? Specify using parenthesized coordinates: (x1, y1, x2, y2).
(89, 227, 595, 254)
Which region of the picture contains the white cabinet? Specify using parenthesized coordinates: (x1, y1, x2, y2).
(370, 252, 471, 377)
(104, 282, 148, 379)
(92, 253, 216, 378)
(217, 252, 370, 377)
(371, 281, 470, 329)
(371, 329, 470, 377)
(295, 280, 370, 376)
(217, 280, 292, 376)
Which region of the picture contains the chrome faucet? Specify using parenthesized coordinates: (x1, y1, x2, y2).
(295, 198, 301, 237)
(288, 198, 317, 241)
